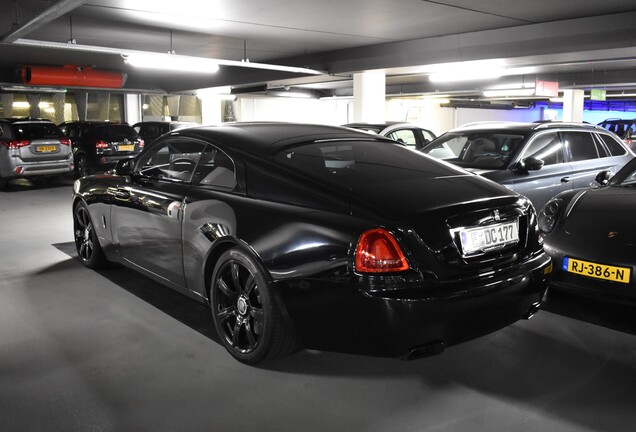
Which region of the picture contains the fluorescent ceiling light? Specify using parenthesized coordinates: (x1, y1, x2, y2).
(483, 88, 536, 97)
(12, 101, 30, 108)
(123, 53, 219, 73)
(428, 59, 506, 83)
(430, 69, 504, 83)
(12, 39, 325, 75)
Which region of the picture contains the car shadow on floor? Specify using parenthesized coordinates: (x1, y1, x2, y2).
(544, 288, 636, 336)
(46, 241, 636, 431)
(52, 241, 220, 344)
(1, 175, 76, 192)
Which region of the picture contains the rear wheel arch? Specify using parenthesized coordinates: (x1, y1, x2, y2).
(203, 238, 271, 302)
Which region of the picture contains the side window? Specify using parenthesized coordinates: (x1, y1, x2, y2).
(191, 145, 237, 190)
(521, 132, 563, 166)
(563, 131, 599, 162)
(135, 139, 205, 182)
(0, 124, 10, 139)
(598, 134, 627, 157)
(387, 129, 417, 146)
(421, 129, 435, 143)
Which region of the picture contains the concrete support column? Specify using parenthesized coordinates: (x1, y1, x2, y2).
(125, 94, 142, 125)
(562, 89, 585, 123)
(75, 92, 88, 120)
(1, 94, 13, 117)
(96, 93, 110, 120)
(26, 94, 41, 118)
(52, 93, 65, 124)
(200, 96, 223, 125)
(167, 96, 180, 120)
(352, 70, 386, 123)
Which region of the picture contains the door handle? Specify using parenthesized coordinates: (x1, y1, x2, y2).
(107, 187, 131, 201)
(561, 176, 571, 183)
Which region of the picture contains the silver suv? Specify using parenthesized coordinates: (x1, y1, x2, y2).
(421, 121, 635, 211)
(0, 118, 74, 189)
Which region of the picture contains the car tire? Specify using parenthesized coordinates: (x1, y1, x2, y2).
(73, 201, 108, 269)
(210, 248, 297, 365)
(75, 154, 92, 178)
(0, 175, 7, 190)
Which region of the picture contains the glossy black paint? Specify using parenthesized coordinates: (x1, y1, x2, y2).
(542, 157, 636, 305)
(73, 122, 551, 358)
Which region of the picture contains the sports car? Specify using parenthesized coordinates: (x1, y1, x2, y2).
(540, 158, 636, 304)
(72, 122, 551, 365)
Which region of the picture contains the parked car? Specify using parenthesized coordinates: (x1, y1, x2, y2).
(344, 122, 436, 149)
(72, 122, 551, 365)
(597, 118, 636, 149)
(132, 121, 197, 144)
(59, 121, 144, 177)
(0, 118, 74, 189)
(540, 157, 636, 304)
(421, 121, 634, 212)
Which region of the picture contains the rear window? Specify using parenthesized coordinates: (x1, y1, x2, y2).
(275, 139, 461, 189)
(107, 125, 139, 141)
(599, 133, 628, 156)
(12, 123, 63, 140)
(422, 132, 524, 169)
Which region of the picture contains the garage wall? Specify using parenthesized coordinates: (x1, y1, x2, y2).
(236, 97, 349, 125)
(225, 95, 626, 135)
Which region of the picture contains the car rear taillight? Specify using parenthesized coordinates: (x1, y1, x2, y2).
(139, 139, 145, 148)
(60, 138, 71, 146)
(95, 140, 109, 149)
(355, 228, 409, 273)
(2, 140, 30, 149)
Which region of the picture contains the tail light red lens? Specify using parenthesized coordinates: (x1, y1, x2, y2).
(60, 138, 71, 146)
(355, 228, 409, 273)
(95, 140, 109, 149)
(3, 140, 30, 149)
(139, 139, 145, 148)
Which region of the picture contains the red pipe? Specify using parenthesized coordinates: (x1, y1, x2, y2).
(20, 65, 127, 88)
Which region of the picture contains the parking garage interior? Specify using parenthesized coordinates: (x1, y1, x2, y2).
(1, 1, 636, 431)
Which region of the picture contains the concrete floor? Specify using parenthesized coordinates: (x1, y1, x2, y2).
(1, 177, 635, 432)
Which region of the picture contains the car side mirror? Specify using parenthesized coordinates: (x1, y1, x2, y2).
(594, 170, 612, 186)
(515, 157, 544, 172)
(115, 158, 135, 176)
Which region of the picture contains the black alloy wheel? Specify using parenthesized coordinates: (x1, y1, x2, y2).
(76, 154, 92, 178)
(210, 248, 296, 364)
(73, 202, 107, 269)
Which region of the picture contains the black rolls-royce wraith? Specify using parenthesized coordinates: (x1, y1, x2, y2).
(72, 122, 551, 365)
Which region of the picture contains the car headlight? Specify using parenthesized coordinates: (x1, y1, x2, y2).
(538, 198, 562, 234)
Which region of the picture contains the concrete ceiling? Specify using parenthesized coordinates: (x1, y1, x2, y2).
(1, 0, 636, 106)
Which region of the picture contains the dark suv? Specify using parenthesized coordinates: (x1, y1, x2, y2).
(59, 121, 144, 177)
(597, 118, 636, 149)
(421, 121, 634, 211)
(0, 118, 74, 189)
(132, 121, 196, 145)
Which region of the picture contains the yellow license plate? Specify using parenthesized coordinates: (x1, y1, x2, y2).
(36, 145, 57, 152)
(562, 257, 631, 284)
(118, 144, 135, 151)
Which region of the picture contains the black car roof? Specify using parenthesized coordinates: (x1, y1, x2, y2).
(343, 122, 404, 129)
(172, 122, 397, 154)
(0, 117, 54, 124)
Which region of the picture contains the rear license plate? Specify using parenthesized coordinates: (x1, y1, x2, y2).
(118, 144, 135, 151)
(562, 257, 631, 284)
(458, 220, 519, 255)
(36, 145, 57, 153)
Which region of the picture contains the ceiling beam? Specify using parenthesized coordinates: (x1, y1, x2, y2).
(1, 0, 88, 43)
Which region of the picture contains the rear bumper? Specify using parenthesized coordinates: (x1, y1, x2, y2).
(277, 253, 551, 358)
(0, 155, 74, 178)
(94, 154, 137, 169)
